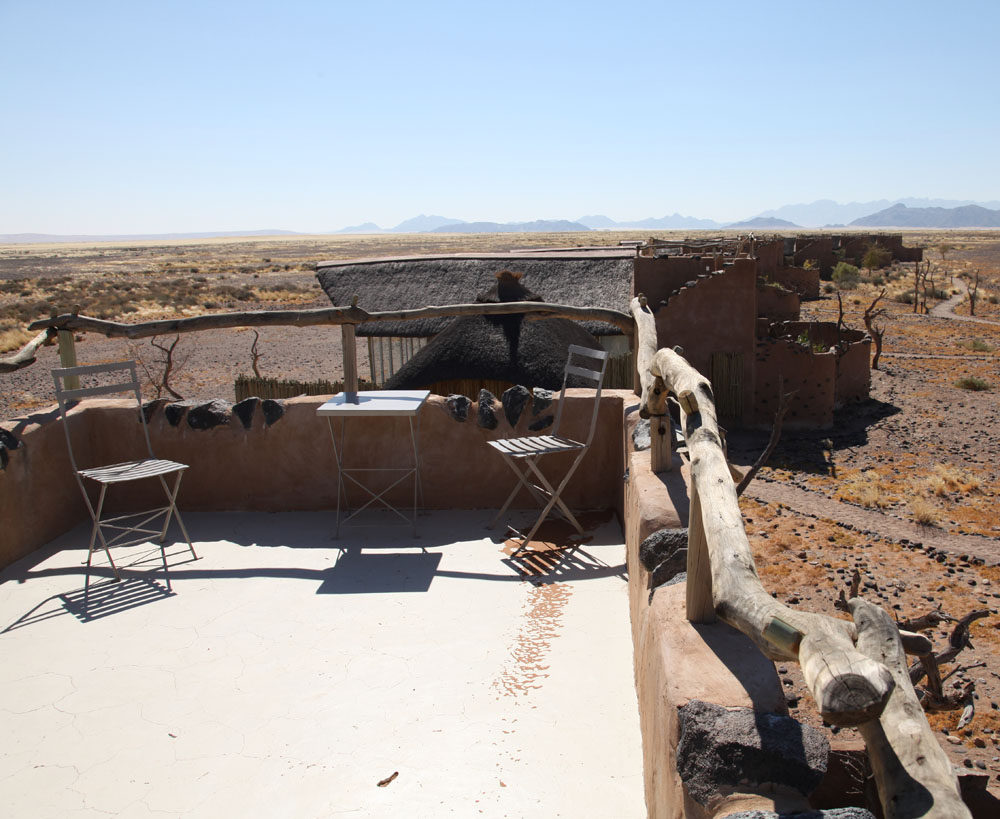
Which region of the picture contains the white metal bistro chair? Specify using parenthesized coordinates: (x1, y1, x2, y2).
(487, 344, 609, 552)
(52, 361, 197, 592)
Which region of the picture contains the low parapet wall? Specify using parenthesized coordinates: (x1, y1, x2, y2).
(0, 390, 628, 569)
(623, 408, 835, 817)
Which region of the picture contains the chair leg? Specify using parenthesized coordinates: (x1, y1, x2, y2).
(525, 458, 584, 533)
(87, 484, 121, 593)
(489, 454, 547, 530)
(158, 472, 197, 560)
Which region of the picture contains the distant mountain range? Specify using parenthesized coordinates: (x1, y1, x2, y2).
(7, 199, 1000, 245)
(726, 217, 800, 229)
(335, 215, 589, 234)
(576, 213, 723, 230)
(849, 203, 1000, 228)
(753, 198, 1000, 228)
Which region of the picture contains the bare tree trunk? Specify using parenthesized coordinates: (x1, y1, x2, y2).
(864, 289, 888, 371)
(735, 377, 794, 496)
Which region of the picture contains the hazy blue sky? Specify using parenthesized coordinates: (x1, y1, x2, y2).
(1, 0, 997, 233)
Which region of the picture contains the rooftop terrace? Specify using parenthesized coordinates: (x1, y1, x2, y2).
(0, 510, 643, 817)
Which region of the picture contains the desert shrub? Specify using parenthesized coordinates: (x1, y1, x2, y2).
(795, 332, 827, 354)
(958, 338, 995, 352)
(989, 295, 999, 305)
(832, 262, 860, 289)
(929, 464, 982, 494)
(840, 470, 891, 508)
(909, 498, 939, 526)
(894, 289, 916, 305)
(823, 283, 835, 294)
(862, 245, 892, 270)
(955, 375, 991, 391)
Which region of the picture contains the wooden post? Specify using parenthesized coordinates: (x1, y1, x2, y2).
(341, 323, 358, 403)
(650, 417, 671, 473)
(57, 329, 79, 389)
(629, 295, 672, 473)
(685, 484, 715, 622)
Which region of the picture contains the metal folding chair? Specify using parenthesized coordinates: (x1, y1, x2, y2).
(52, 361, 197, 593)
(487, 344, 609, 552)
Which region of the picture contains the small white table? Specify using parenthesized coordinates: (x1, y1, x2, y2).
(317, 390, 430, 537)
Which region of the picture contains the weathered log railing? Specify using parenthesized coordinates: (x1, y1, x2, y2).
(1, 302, 634, 392)
(630, 295, 969, 818)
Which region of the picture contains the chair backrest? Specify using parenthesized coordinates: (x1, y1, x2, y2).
(551, 344, 609, 445)
(52, 360, 155, 473)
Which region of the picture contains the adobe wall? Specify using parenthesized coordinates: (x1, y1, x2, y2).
(756, 283, 800, 322)
(634, 256, 718, 306)
(0, 391, 629, 569)
(838, 233, 923, 264)
(654, 259, 758, 424)
(793, 237, 835, 274)
(753, 338, 838, 428)
(835, 339, 872, 405)
(770, 266, 820, 299)
(753, 240, 785, 275)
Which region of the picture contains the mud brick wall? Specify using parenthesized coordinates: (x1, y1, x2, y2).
(633, 256, 718, 306)
(753, 338, 838, 427)
(753, 239, 785, 275)
(654, 259, 758, 423)
(756, 283, 800, 322)
(771, 265, 820, 299)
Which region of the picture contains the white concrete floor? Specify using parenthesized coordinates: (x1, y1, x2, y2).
(0, 510, 644, 818)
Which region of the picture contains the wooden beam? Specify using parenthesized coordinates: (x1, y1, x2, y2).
(0, 328, 54, 373)
(28, 301, 634, 339)
(851, 598, 970, 818)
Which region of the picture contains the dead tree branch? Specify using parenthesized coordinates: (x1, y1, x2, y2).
(863, 289, 888, 370)
(131, 335, 188, 400)
(250, 330, 263, 378)
(908, 609, 990, 687)
(735, 377, 795, 497)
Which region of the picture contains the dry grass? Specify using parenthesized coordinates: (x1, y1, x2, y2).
(0, 327, 34, 354)
(908, 497, 940, 526)
(928, 464, 982, 495)
(837, 469, 893, 508)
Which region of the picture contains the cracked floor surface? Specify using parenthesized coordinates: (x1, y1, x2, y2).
(0, 511, 642, 818)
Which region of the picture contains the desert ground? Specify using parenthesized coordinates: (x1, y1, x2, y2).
(2, 230, 1000, 794)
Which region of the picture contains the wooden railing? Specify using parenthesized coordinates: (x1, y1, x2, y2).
(1, 302, 634, 386)
(630, 295, 969, 818)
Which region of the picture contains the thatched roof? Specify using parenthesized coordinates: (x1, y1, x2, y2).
(315, 252, 633, 337)
(383, 271, 602, 391)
